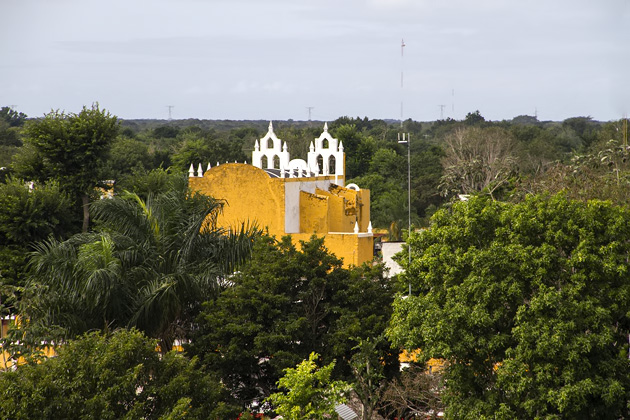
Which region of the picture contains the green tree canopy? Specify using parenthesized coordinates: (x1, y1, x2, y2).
(187, 235, 398, 408)
(266, 352, 350, 420)
(388, 194, 630, 419)
(13, 104, 119, 231)
(20, 184, 258, 350)
(0, 178, 74, 290)
(0, 329, 235, 420)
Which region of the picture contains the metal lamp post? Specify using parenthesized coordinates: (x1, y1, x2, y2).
(398, 132, 411, 295)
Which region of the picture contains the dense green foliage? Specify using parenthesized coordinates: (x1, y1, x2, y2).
(12, 104, 119, 232)
(0, 329, 234, 420)
(0, 178, 74, 291)
(20, 181, 258, 350)
(266, 352, 350, 420)
(389, 195, 630, 419)
(187, 235, 398, 407)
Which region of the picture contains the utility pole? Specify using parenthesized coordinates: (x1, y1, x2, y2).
(398, 132, 412, 295)
(398, 39, 411, 294)
(166, 105, 174, 121)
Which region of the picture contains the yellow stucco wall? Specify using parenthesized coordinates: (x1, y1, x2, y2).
(299, 191, 329, 233)
(292, 233, 373, 267)
(189, 163, 374, 267)
(189, 164, 286, 233)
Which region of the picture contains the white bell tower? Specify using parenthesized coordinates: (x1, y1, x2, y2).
(252, 122, 290, 170)
(307, 123, 344, 177)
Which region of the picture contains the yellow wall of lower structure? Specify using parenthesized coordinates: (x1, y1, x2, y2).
(299, 191, 329, 233)
(1, 346, 57, 371)
(292, 232, 373, 267)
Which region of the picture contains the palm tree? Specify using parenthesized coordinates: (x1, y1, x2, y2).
(23, 185, 258, 350)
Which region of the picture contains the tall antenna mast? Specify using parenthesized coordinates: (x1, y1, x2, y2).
(400, 39, 405, 128)
(306, 106, 314, 122)
(166, 105, 174, 121)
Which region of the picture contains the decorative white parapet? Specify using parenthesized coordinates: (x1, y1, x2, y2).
(188, 163, 195, 178)
(280, 168, 285, 178)
(354, 221, 359, 234)
(197, 163, 203, 177)
(216, 162, 220, 167)
(206, 162, 212, 171)
(368, 221, 373, 234)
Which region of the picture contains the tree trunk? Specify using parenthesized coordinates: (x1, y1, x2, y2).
(82, 194, 90, 233)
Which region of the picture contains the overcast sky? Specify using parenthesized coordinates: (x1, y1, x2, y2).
(1, 0, 628, 122)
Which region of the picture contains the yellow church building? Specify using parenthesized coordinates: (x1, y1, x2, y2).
(188, 122, 374, 267)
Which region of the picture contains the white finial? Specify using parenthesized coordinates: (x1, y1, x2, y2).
(309, 141, 315, 152)
(226, 161, 228, 164)
(354, 221, 359, 234)
(268, 121, 274, 133)
(255, 140, 260, 151)
(188, 163, 195, 178)
(207, 162, 212, 171)
(367, 221, 373, 234)
(235, 160, 237, 163)
(283, 142, 288, 152)
(216, 161, 220, 166)
(197, 163, 203, 177)
(244, 160, 247, 164)
(339, 140, 344, 152)
(324, 122, 328, 132)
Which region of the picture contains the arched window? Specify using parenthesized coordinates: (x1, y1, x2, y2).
(322, 138, 329, 149)
(317, 155, 324, 175)
(267, 138, 274, 150)
(328, 156, 336, 174)
(273, 155, 280, 169)
(261, 155, 268, 169)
